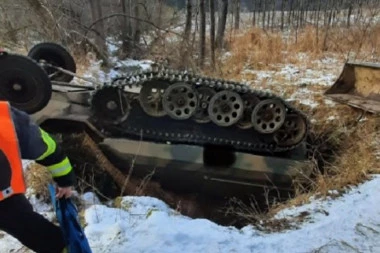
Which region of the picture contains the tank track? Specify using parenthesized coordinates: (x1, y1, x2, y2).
(88, 66, 310, 154)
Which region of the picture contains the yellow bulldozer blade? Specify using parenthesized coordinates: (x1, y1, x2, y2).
(324, 61, 380, 113)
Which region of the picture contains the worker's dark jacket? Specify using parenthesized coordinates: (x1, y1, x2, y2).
(0, 102, 75, 201)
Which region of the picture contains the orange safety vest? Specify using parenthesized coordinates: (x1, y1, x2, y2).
(0, 101, 26, 201)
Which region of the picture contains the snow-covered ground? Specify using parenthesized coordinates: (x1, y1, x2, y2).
(1, 171, 380, 253)
(241, 54, 342, 87)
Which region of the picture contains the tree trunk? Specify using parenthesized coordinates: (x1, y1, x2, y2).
(252, 0, 256, 26)
(288, 0, 294, 27)
(199, 0, 206, 67)
(295, 0, 300, 42)
(133, 0, 141, 46)
(184, 0, 192, 41)
(88, 0, 108, 65)
(157, 0, 164, 28)
(323, 0, 334, 51)
(299, 0, 304, 28)
(271, 0, 275, 30)
(323, 0, 329, 26)
(262, 0, 266, 29)
(347, 1, 353, 27)
(120, 0, 131, 54)
(266, 0, 270, 29)
(210, 0, 216, 67)
(234, 0, 240, 30)
(316, 0, 322, 48)
(281, 0, 286, 30)
(216, 0, 228, 49)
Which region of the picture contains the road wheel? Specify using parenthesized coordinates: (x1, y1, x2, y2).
(0, 53, 52, 114)
(28, 42, 76, 83)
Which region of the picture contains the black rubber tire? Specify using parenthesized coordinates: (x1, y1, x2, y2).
(28, 42, 76, 83)
(0, 53, 52, 114)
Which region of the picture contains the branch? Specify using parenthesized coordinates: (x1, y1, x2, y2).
(85, 12, 184, 38)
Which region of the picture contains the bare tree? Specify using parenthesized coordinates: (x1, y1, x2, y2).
(120, 0, 131, 54)
(216, 0, 228, 49)
(184, 0, 192, 41)
(88, 0, 108, 61)
(271, 0, 275, 30)
(199, 0, 206, 67)
(133, 0, 141, 46)
(323, 0, 335, 51)
(252, 0, 257, 26)
(316, 0, 323, 47)
(156, 0, 164, 28)
(347, 0, 354, 27)
(233, 0, 240, 30)
(281, 0, 286, 30)
(262, 0, 266, 28)
(210, 0, 216, 67)
(287, 0, 291, 28)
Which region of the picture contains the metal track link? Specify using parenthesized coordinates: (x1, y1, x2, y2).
(91, 66, 310, 153)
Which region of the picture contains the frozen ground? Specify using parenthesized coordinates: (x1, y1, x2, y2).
(1, 171, 379, 253)
(241, 54, 342, 87)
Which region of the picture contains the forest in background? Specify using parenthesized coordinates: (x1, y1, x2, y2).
(0, 0, 379, 71)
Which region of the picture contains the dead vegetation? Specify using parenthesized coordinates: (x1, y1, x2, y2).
(200, 23, 380, 80)
(24, 162, 54, 200)
(222, 101, 380, 232)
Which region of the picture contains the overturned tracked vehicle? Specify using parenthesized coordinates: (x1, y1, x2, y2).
(0, 43, 312, 200)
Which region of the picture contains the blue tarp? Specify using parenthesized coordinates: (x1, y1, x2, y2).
(48, 184, 92, 253)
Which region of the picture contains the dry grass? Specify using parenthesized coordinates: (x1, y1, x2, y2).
(313, 117, 380, 193)
(24, 163, 54, 200)
(201, 23, 380, 80)
(265, 113, 380, 221)
(225, 102, 380, 231)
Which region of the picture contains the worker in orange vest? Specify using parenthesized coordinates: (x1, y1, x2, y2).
(0, 100, 76, 253)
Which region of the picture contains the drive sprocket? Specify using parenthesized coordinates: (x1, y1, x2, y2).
(139, 80, 168, 117)
(193, 86, 216, 123)
(237, 93, 260, 129)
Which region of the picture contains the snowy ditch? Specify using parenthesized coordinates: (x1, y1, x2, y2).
(2, 168, 379, 253)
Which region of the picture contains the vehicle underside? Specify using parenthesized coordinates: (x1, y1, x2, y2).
(0, 43, 318, 205)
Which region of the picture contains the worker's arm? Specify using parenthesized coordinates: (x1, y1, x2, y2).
(10, 106, 76, 188)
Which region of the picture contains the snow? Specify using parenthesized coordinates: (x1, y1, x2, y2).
(326, 115, 337, 121)
(73, 53, 154, 85)
(287, 87, 320, 109)
(2, 173, 380, 253)
(243, 60, 340, 87)
(82, 175, 380, 253)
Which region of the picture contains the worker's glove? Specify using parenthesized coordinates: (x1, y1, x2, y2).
(56, 186, 73, 199)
